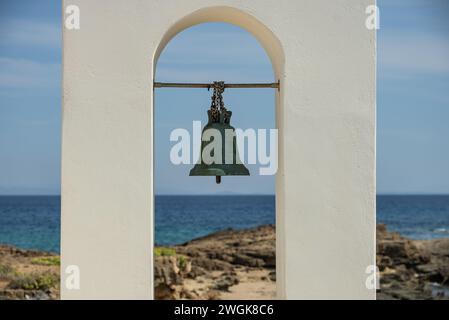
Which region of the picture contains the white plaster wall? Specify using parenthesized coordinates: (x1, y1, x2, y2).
(62, 0, 376, 299)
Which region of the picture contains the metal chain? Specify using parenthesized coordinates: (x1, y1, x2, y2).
(210, 81, 227, 123)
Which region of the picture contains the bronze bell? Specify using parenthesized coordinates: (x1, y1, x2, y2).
(190, 82, 249, 184)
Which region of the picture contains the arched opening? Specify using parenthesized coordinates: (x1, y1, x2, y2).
(152, 7, 285, 300)
(153, 6, 284, 80)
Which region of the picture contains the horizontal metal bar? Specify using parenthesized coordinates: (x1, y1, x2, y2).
(153, 81, 280, 89)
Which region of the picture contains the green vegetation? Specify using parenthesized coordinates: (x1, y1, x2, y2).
(154, 247, 189, 270)
(31, 256, 60, 266)
(177, 255, 187, 269)
(8, 272, 59, 291)
(154, 247, 176, 257)
(0, 264, 17, 280)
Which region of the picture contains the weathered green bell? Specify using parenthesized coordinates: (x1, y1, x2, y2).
(190, 82, 249, 184)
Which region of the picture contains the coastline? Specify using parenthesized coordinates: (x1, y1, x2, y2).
(1, 224, 449, 300)
(377, 224, 449, 300)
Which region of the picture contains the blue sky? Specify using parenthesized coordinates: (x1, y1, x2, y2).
(377, 0, 449, 194)
(0, 0, 61, 195)
(0, 0, 449, 195)
(154, 23, 276, 194)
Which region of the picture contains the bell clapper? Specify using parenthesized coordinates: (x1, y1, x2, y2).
(216, 176, 221, 184)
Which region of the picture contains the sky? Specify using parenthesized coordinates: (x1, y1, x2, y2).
(154, 23, 276, 194)
(0, 0, 449, 195)
(377, 0, 449, 194)
(0, 0, 61, 195)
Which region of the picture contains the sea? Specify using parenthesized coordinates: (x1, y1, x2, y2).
(0, 195, 448, 253)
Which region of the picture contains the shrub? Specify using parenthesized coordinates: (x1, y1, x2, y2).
(31, 256, 60, 266)
(8, 272, 59, 291)
(154, 247, 176, 257)
(0, 264, 17, 280)
(178, 255, 187, 269)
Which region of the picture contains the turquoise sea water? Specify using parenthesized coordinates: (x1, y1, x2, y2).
(0, 195, 448, 253)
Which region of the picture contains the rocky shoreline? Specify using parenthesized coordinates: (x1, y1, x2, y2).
(1, 224, 449, 300)
(154, 225, 276, 299)
(377, 224, 449, 300)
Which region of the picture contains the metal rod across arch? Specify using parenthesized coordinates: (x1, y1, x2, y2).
(153, 81, 280, 90)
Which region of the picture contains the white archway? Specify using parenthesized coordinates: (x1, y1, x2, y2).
(61, 0, 375, 300)
(152, 7, 286, 298)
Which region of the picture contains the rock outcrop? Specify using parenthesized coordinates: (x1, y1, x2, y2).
(154, 225, 276, 299)
(377, 224, 449, 300)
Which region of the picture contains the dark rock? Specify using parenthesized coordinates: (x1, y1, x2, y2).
(232, 253, 264, 267)
(377, 225, 449, 300)
(213, 273, 239, 291)
(154, 225, 275, 299)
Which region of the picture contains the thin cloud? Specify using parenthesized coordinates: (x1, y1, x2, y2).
(158, 31, 269, 65)
(0, 57, 59, 89)
(156, 26, 274, 82)
(0, 19, 60, 48)
(379, 31, 449, 75)
(379, 0, 433, 8)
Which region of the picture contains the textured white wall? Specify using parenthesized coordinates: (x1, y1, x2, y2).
(61, 0, 376, 299)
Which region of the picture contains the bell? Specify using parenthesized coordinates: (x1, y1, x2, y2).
(190, 82, 249, 184)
